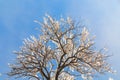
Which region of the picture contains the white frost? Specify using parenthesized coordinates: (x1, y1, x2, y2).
(109, 77, 114, 80)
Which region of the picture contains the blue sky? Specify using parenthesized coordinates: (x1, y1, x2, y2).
(0, 0, 120, 80)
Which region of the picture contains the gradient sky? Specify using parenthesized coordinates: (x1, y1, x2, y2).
(0, 0, 120, 80)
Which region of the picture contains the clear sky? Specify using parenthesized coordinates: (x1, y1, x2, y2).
(0, 0, 120, 80)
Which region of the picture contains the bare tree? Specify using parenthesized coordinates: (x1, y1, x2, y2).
(8, 15, 113, 80)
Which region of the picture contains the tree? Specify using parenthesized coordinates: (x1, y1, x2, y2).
(8, 15, 113, 80)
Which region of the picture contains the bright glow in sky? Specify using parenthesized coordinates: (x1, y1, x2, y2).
(0, 0, 120, 80)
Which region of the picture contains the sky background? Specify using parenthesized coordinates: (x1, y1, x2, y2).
(0, 0, 120, 80)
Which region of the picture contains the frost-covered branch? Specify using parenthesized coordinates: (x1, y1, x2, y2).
(8, 15, 113, 80)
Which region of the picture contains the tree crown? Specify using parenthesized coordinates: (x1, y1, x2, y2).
(8, 15, 113, 80)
